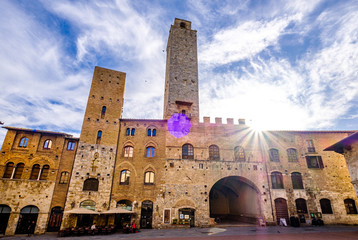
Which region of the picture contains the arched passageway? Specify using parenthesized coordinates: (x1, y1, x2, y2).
(15, 205, 39, 234)
(0, 205, 11, 234)
(47, 207, 63, 232)
(140, 200, 153, 229)
(209, 176, 261, 224)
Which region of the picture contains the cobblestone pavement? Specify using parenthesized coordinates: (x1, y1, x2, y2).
(1, 225, 358, 240)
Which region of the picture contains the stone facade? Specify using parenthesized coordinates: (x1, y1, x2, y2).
(163, 19, 199, 122)
(325, 132, 358, 199)
(1, 18, 358, 236)
(0, 127, 77, 235)
(61, 67, 126, 229)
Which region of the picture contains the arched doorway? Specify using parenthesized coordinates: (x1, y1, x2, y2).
(47, 207, 63, 232)
(209, 176, 261, 224)
(15, 205, 39, 234)
(274, 198, 289, 225)
(0, 205, 11, 234)
(140, 200, 153, 229)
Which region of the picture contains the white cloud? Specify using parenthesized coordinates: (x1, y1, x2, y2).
(43, 0, 167, 119)
(199, 2, 358, 130)
(199, 14, 301, 66)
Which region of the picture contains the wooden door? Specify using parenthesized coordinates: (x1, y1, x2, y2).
(274, 198, 289, 225)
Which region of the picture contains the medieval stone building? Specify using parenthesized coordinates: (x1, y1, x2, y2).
(0, 18, 357, 236)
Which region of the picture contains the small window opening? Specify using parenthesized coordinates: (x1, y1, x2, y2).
(97, 130, 102, 144)
(101, 106, 106, 119)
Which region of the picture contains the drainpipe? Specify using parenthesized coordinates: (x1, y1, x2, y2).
(108, 118, 122, 210)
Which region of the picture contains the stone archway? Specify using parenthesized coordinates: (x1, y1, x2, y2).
(209, 176, 261, 224)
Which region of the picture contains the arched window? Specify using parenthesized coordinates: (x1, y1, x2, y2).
(180, 22, 186, 28)
(101, 106, 106, 119)
(291, 172, 304, 189)
(13, 163, 24, 179)
(320, 199, 333, 214)
(20, 205, 39, 214)
(96, 130, 102, 144)
(67, 141, 75, 151)
(39, 165, 50, 180)
(144, 171, 155, 185)
(182, 144, 194, 159)
(126, 128, 135, 136)
(83, 178, 99, 191)
(269, 148, 280, 162)
(43, 139, 52, 149)
(146, 147, 155, 157)
(29, 164, 40, 180)
(234, 146, 245, 161)
(296, 198, 308, 213)
(344, 199, 358, 214)
(287, 148, 298, 162)
(80, 200, 96, 211)
(209, 145, 220, 160)
(120, 170, 130, 185)
(124, 146, 133, 157)
(147, 128, 157, 136)
(117, 200, 132, 210)
(19, 137, 29, 148)
(2, 162, 14, 178)
(271, 171, 283, 189)
(59, 171, 69, 184)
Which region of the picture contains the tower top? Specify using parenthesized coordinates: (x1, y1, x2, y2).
(163, 19, 199, 122)
(173, 18, 192, 30)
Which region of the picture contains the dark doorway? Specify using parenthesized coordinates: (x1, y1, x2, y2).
(114, 214, 132, 230)
(179, 208, 195, 227)
(0, 205, 11, 234)
(47, 207, 63, 232)
(15, 206, 39, 234)
(140, 200, 153, 229)
(209, 176, 261, 224)
(77, 214, 93, 227)
(274, 198, 289, 225)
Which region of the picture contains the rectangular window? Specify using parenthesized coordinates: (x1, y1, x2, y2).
(67, 141, 75, 151)
(199, 163, 203, 169)
(306, 140, 316, 153)
(306, 156, 324, 169)
(146, 147, 155, 157)
(124, 147, 133, 157)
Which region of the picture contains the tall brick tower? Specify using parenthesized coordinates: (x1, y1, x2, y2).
(163, 18, 199, 122)
(62, 67, 126, 228)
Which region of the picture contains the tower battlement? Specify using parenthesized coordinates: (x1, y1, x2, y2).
(201, 116, 246, 126)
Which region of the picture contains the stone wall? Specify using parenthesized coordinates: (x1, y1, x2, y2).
(0, 128, 75, 235)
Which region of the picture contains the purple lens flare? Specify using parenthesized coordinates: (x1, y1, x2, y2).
(168, 113, 191, 138)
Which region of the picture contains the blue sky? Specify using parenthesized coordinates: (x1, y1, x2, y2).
(0, 0, 358, 146)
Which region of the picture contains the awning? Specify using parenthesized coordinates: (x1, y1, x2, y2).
(101, 208, 134, 214)
(64, 208, 99, 214)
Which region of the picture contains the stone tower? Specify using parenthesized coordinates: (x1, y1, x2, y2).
(62, 66, 126, 228)
(163, 18, 199, 122)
